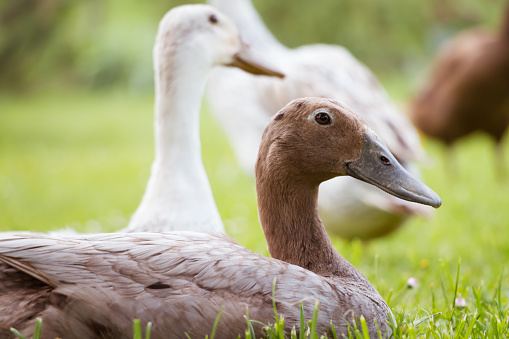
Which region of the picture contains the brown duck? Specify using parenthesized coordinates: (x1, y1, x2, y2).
(0, 98, 440, 338)
(411, 5, 509, 150)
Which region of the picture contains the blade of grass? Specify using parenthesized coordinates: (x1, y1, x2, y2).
(291, 326, 297, 339)
(496, 270, 504, 318)
(455, 314, 467, 335)
(330, 321, 338, 339)
(310, 300, 320, 339)
(347, 327, 354, 339)
(463, 310, 481, 339)
(413, 312, 441, 327)
(244, 306, 256, 339)
(10, 328, 27, 339)
(33, 318, 42, 339)
(360, 316, 370, 339)
(450, 258, 461, 321)
(299, 301, 305, 339)
(276, 315, 285, 339)
(440, 273, 448, 312)
(374, 319, 383, 339)
(407, 324, 416, 339)
(440, 259, 454, 290)
(133, 319, 142, 339)
(386, 290, 393, 306)
(145, 321, 152, 339)
(272, 277, 279, 321)
(210, 306, 224, 339)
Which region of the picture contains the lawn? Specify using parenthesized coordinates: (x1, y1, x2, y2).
(1, 85, 509, 337)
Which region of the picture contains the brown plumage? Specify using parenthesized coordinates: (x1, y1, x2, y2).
(0, 98, 441, 338)
(411, 6, 509, 145)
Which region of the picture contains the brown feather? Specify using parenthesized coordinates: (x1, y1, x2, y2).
(0, 254, 57, 288)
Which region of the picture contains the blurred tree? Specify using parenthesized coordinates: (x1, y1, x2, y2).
(0, 0, 505, 92)
(0, 0, 79, 90)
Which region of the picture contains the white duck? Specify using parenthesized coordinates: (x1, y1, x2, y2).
(207, 0, 431, 240)
(0, 98, 441, 338)
(122, 4, 283, 234)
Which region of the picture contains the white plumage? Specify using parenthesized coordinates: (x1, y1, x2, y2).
(123, 4, 282, 234)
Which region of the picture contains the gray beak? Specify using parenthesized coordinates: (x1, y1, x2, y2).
(345, 131, 442, 208)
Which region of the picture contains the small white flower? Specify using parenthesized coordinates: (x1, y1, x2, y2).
(406, 277, 418, 288)
(455, 298, 467, 308)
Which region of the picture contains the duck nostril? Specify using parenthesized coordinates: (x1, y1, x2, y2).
(380, 155, 391, 166)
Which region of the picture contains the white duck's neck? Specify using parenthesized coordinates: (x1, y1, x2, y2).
(126, 46, 224, 234)
(153, 57, 207, 164)
(209, 0, 286, 52)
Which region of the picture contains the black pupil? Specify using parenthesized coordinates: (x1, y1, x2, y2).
(380, 156, 390, 165)
(316, 113, 330, 125)
(209, 14, 218, 24)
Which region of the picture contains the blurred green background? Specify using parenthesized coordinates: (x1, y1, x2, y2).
(1, 0, 509, 322)
(0, 0, 506, 92)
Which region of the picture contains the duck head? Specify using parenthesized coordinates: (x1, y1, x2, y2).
(155, 5, 284, 78)
(257, 98, 441, 208)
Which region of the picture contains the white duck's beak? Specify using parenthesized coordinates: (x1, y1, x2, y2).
(227, 41, 285, 78)
(345, 131, 442, 208)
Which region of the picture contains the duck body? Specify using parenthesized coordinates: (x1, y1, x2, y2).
(0, 97, 441, 338)
(0, 232, 390, 338)
(411, 8, 509, 145)
(207, 0, 430, 240)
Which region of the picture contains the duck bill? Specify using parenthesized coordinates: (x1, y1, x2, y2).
(345, 131, 442, 208)
(227, 42, 285, 78)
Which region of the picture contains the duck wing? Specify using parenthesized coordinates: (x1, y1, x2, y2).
(0, 232, 350, 338)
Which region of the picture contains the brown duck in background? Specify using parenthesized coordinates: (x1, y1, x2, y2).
(0, 98, 441, 338)
(410, 5, 509, 162)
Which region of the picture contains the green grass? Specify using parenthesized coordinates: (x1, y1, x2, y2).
(1, 87, 509, 337)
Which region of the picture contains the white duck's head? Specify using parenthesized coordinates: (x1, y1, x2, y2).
(154, 5, 284, 78)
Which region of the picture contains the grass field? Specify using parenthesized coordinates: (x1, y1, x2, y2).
(1, 85, 509, 337)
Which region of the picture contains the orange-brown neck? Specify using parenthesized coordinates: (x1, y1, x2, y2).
(255, 160, 366, 281)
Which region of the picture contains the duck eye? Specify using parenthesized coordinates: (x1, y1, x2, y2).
(209, 14, 218, 24)
(315, 112, 331, 125)
(380, 155, 391, 166)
